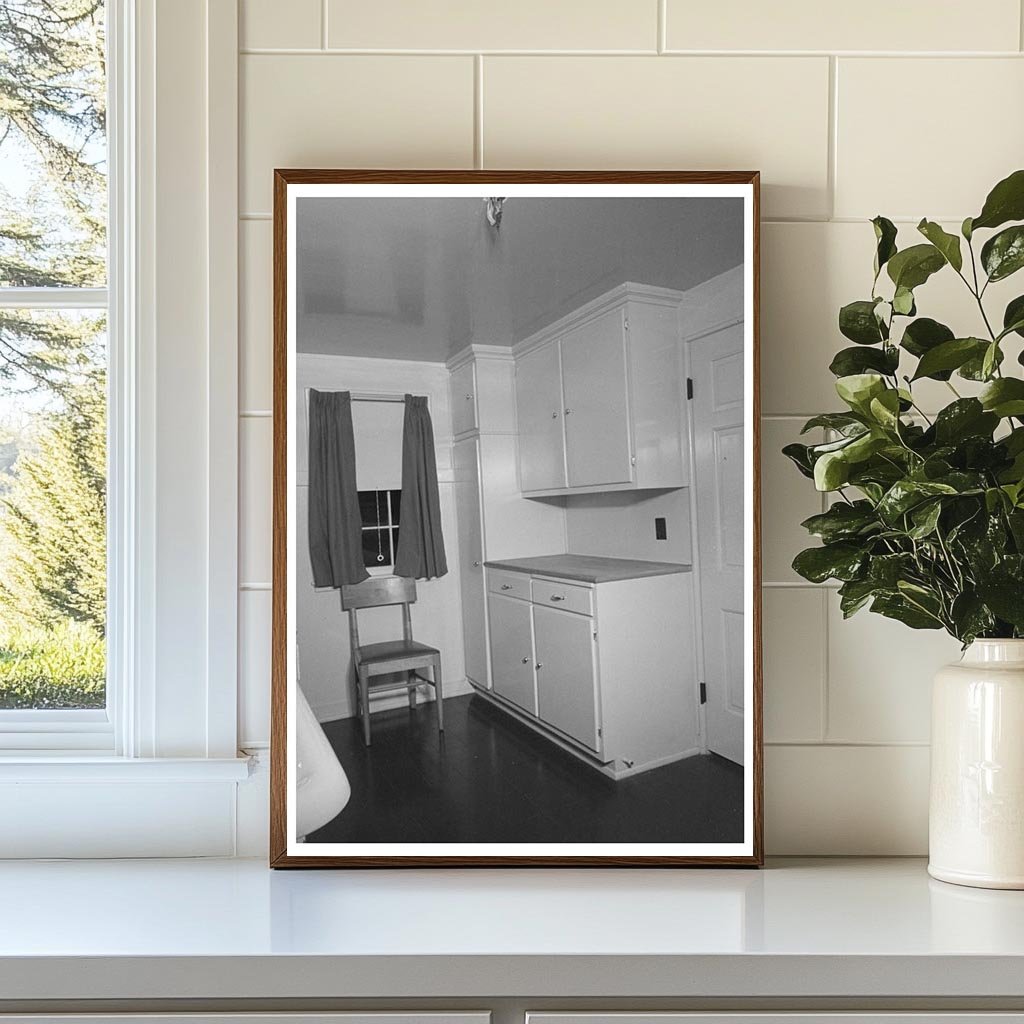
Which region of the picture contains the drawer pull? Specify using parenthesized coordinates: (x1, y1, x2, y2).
(536, 663, 543, 670)
(500, 583, 513, 591)
(550, 594, 565, 602)
(521, 656, 529, 664)
(551, 411, 558, 419)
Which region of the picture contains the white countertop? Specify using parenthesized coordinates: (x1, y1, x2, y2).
(1, 857, 1024, 1002)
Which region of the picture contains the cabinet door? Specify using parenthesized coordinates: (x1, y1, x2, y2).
(488, 593, 537, 714)
(560, 308, 634, 488)
(453, 438, 488, 688)
(534, 604, 600, 751)
(515, 343, 566, 491)
(449, 361, 477, 437)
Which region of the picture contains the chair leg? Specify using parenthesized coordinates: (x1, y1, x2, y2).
(358, 668, 371, 747)
(408, 669, 416, 709)
(433, 656, 444, 733)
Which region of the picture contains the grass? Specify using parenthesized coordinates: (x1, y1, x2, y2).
(0, 620, 105, 709)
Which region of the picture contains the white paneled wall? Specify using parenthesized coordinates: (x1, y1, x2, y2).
(236, 0, 1024, 853)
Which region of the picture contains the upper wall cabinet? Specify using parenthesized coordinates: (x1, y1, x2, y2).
(449, 359, 478, 438)
(514, 283, 687, 497)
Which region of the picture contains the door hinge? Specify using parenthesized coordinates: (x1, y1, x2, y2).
(597, 727, 603, 737)
(699, 682, 707, 704)
(686, 377, 694, 400)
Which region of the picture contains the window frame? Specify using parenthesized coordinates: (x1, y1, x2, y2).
(0, 0, 130, 753)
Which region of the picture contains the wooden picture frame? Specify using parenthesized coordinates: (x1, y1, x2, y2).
(270, 170, 762, 867)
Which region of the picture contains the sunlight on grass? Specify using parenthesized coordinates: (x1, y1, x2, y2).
(0, 621, 105, 709)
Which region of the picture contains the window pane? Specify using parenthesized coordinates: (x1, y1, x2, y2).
(361, 528, 392, 567)
(0, 309, 106, 709)
(358, 489, 383, 527)
(389, 488, 401, 524)
(0, 1, 107, 288)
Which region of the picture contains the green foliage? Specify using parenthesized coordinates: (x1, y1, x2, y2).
(787, 170, 1024, 644)
(0, 620, 104, 709)
(0, 372, 106, 633)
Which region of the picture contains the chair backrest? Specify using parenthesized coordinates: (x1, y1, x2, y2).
(340, 576, 417, 610)
(341, 576, 417, 653)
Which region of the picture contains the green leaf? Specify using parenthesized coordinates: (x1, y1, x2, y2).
(877, 479, 958, 524)
(800, 413, 866, 435)
(981, 225, 1024, 282)
(872, 216, 898, 278)
(960, 344, 1004, 381)
(829, 345, 899, 378)
(814, 450, 851, 491)
(887, 243, 946, 291)
(979, 378, 1024, 418)
(911, 337, 988, 381)
(908, 500, 942, 540)
(976, 578, 1024, 629)
(900, 317, 955, 363)
(962, 216, 974, 241)
(892, 286, 916, 316)
(868, 389, 902, 430)
(971, 169, 1024, 233)
(982, 341, 1001, 381)
(839, 299, 887, 345)
(917, 219, 963, 272)
(950, 593, 996, 644)
(800, 501, 879, 543)
(871, 594, 943, 630)
(933, 399, 999, 445)
(1003, 295, 1024, 340)
(782, 442, 814, 479)
(792, 543, 866, 584)
(835, 373, 887, 413)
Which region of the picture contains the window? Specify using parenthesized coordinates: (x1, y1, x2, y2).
(0, 2, 109, 719)
(359, 488, 401, 570)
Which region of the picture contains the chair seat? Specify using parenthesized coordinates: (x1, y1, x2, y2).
(356, 639, 439, 665)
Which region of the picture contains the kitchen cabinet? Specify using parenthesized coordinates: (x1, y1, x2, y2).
(482, 555, 698, 778)
(514, 283, 687, 497)
(487, 588, 537, 715)
(453, 437, 487, 689)
(449, 360, 477, 437)
(534, 603, 600, 751)
(514, 341, 566, 492)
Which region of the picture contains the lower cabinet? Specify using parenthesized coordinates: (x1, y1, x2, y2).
(484, 565, 698, 777)
(534, 604, 599, 752)
(488, 592, 537, 715)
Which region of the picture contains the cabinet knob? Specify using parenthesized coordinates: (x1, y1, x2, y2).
(521, 657, 529, 664)
(500, 583, 512, 590)
(549, 594, 564, 602)
(551, 411, 558, 419)
(564, 408, 572, 415)
(465, 393, 473, 400)
(536, 663, 543, 670)
(473, 560, 481, 567)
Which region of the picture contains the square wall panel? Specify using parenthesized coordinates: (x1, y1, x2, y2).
(836, 58, 1024, 221)
(826, 598, 961, 744)
(241, 55, 474, 214)
(240, 219, 273, 412)
(483, 56, 831, 220)
(241, 0, 321, 49)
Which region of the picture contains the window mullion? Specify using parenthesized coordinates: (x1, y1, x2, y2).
(0, 287, 108, 310)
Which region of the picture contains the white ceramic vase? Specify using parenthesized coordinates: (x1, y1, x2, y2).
(929, 639, 1024, 889)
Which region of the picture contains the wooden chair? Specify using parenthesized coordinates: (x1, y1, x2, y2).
(340, 576, 443, 746)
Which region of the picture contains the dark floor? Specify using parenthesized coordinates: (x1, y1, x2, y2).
(309, 693, 744, 844)
(309, 693, 743, 844)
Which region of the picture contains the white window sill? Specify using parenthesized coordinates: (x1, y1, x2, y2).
(0, 754, 253, 782)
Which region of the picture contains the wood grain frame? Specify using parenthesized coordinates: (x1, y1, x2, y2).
(270, 169, 763, 868)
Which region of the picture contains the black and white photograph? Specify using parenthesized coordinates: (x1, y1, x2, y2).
(271, 172, 762, 866)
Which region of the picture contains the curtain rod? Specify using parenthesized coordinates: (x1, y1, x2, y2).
(303, 388, 427, 404)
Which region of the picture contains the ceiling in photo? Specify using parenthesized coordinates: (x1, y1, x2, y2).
(295, 195, 744, 363)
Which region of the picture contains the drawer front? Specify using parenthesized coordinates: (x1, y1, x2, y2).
(531, 577, 594, 616)
(487, 569, 531, 600)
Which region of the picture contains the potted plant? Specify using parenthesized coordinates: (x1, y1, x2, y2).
(785, 169, 1024, 889)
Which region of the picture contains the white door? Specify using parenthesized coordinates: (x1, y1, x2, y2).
(515, 342, 566, 491)
(690, 323, 746, 765)
(453, 438, 488, 688)
(534, 605, 600, 752)
(560, 307, 633, 488)
(450, 361, 477, 437)
(488, 594, 537, 714)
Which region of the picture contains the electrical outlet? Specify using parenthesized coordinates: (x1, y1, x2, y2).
(655, 516, 667, 540)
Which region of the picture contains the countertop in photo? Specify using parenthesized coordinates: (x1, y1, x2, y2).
(484, 553, 692, 583)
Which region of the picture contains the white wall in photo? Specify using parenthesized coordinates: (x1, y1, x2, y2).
(236, 0, 1024, 855)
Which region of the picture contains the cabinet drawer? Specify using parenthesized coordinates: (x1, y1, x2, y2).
(488, 569, 531, 601)
(531, 577, 594, 616)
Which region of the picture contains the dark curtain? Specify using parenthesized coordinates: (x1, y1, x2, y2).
(307, 389, 369, 589)
(394, 395, 448, 580)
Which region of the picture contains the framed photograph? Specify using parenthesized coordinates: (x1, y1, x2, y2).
(270, 170, 762, 867)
